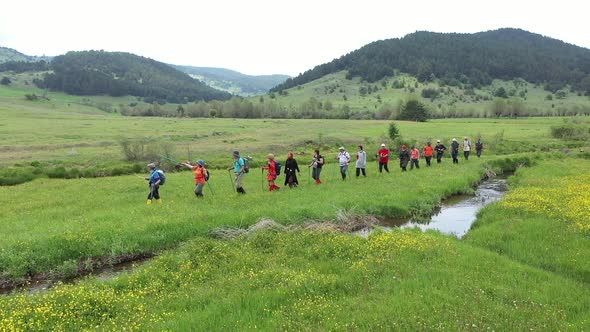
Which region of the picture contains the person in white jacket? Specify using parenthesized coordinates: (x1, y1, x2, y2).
(356, 145, 367, 177)
(463, 137, 471, 160)
(336, 146, 351, 180)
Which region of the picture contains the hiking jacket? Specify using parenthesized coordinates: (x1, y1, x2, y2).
(378, 148, 389, 163)
(356, 150, 367, 168)
(424, 145, 434, 157)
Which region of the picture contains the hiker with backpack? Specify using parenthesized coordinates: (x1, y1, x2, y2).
(423, 142, 434, 167)
(435, 140, 447, 164)
(336, 146, 351, 180)
(284, 152, 300, 188)
(228, 150, 247, 194)
(410, 145, 420, 170)
(451, 138, 460, 164)
(356, 145, 367, 177)
(309, 149, 324, 184)
(145, 163, 164, 204)
(376, 143, 390, 173)
(180, 160, 208, 198)
(262, 153, 280, 191)
(463, 137, 471, 160)
(475, 138, 483, 158)
(399, 145, 410, 172)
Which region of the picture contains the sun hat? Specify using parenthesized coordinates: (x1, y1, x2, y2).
(233, 150, 240, 156)
(452, 138, 457, 142)
(338, 146, 345, 150)
(437, 139, 441, 143)
(197, 160, 205, 166)
(147, 163, 156, 168)
(380, 143, 386, 147)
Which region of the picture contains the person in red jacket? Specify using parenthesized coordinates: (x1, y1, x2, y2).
(376, 143, 390, 173)
(262, 153, 280, 191)
(423, 142, 434, 167)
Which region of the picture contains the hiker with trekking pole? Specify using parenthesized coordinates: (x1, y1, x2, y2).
(262, 153, 280, 191)
(227, 150, 248, 194)
(309, 149, 324, 185)
(145, 163, 165, 204)
(179, 160, 209, 198)
(336, 146, 351, 180)
(376, 143, 390, 173)
(284, 152, 300, 188)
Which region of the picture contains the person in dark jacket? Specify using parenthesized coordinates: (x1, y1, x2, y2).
(435, 140, 447, 164)
(451, 138, 460, 164)
(284, 152, 300, 188)
(475, 138, 483, 158)
(399, 145, 410, 171)
(309, 149, 324, 184)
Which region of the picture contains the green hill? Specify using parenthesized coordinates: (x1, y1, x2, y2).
(39, 51, 232, 103)
(174, 65, 289, 96)
(0, 46, 52, 63)
(272, 28, 590, 95)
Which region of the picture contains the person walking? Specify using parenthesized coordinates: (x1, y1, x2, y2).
(376, 143, 390, 173)
(284, 152, 300, 188)
(309, 149, 325, 184)
(399, 145, 410, 171)
(356, 145, 367, 177)
(463, 137, 471, 160)
(435, 140, 447, 164)
(228, 150, 247, 194)
(475, 138, 483, 158)
(180, 160, 208, 198)
(262, 154, 280, 191)
(336, 147, 351, 180)
(423, 142, 434, 167)
(410, 145, 420, 170)
(145, 163, 162, 204)
(451, 138, 460, 164)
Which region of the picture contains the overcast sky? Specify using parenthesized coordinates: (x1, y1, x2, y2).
(1, 0, 588, 76)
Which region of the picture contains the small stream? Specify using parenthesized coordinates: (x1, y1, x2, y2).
(358, 177, 509, 238)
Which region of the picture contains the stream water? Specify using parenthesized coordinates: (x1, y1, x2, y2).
(358, 177, 509, 238)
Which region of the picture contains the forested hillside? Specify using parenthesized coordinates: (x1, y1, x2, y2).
(175, 65, 289, 96)
(38, 51, 232, 103)
(272, 29, 590, 95)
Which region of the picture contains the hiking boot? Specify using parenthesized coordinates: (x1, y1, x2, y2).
(156, 199, 162, 204)
(147, 199, 152, 205)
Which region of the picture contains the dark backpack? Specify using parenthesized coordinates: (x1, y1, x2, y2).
(204, 168, 210, 181)
(240, 157, 250, 173)
(275, 161, 282, 175)
(476, 142, 483, 150)
(156, 170, 166, 185)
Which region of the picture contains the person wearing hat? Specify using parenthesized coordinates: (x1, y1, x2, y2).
(181, 160, 208, 198)
(228, 150, 247, 194)
(336, 147, 351, 180)
(451, 138, 460, 164)
(376, 143, 390, 173)
(262, 153, 280, 191)
(145, 163, 162, 204)
(356, 145, 367, 177)
(434, 139, 447, 164)
(463, 137, 472, 160)
(423, 142, 434, 167)
(399, 145, 410, 171)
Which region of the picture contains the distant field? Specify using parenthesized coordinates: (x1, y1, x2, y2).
(0, 83, 575, 169)
(266, 71, 590, 116)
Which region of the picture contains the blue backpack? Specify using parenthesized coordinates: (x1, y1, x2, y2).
(156, 170, 166, 185)
(275, 162, 282, 176)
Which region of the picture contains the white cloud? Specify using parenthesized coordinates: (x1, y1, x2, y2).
(1, 0, 589, 75)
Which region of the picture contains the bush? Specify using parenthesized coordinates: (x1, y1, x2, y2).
(550, 124, 590, 140)
(397, 99, 430, 122)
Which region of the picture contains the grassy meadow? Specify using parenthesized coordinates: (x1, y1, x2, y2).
(1, 82, 590, 330)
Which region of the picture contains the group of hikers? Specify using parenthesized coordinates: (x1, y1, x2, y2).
(145, 137, 483, 204)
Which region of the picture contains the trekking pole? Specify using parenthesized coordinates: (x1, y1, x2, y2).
(159, 154, 180, 164)
(206, 181, 215, 195)
(228, 170, 235, 192)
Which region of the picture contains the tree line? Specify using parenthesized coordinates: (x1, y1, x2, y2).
(272, 29, 590, 95)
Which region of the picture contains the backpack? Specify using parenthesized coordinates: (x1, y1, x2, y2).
(156, 170, 166, 185)
(240, 157, 250, 173)
(476, 142, 483, 150)
(275, 161, 282, 176)
(204, 168, 210, 181)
